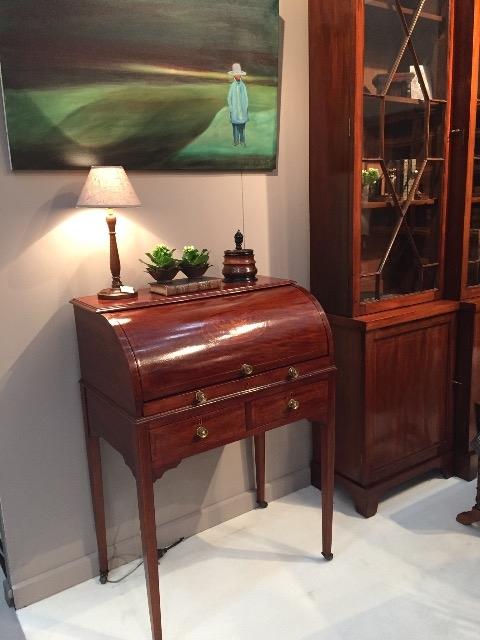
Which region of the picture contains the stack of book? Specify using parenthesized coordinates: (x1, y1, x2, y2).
(150, 276, 222, 296)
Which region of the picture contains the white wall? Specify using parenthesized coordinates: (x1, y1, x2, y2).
(0, 0, 311, 607)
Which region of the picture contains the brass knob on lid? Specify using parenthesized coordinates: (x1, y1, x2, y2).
(196, 425, 209, 439)
(241, 363, 254, 377)
(194, 390, 207, 405)
(288, 367, 299, 380)
(288, 398, 300, 411)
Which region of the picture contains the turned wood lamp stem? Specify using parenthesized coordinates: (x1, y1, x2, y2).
(96, 208, 136, 299)
(106, 209, 122, 289)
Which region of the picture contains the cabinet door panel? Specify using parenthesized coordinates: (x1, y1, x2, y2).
(367, 315, 454, 473)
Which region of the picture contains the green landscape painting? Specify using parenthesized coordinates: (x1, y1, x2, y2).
(0, 0, 279, 171)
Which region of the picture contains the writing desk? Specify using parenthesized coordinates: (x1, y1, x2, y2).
(71, 277, 335, 640)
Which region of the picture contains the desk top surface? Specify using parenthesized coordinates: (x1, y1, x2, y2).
(71, 276, 294, 314)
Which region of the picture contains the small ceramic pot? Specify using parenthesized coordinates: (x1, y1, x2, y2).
(180, 263, 210, 279)
(146, 264, 180, 282)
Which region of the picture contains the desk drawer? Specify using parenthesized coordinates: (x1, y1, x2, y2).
(247, 381, 329, 430)
(150, 405, 246, 466)
(143, 357, 332, 417)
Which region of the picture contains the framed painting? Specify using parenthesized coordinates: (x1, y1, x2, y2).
(0, 0, 279, 171)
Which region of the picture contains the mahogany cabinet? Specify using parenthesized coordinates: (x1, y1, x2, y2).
(446, 0, 480, 480)
(313, 301, 457, 517)
(454, 301, 480, 479)
(309, 0, 459, 516)
(71, 277, 336, 640)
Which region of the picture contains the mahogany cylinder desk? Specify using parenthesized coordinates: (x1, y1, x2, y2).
(71, 276, 335, 640)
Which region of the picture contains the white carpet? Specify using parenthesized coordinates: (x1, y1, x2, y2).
(16, 476, 480, 640)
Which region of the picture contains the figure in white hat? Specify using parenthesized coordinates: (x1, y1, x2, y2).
(227, 63, 249, 146)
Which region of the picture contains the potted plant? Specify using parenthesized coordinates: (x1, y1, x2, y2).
(361, 167, 380, 201)
(179, 245, 211, 279)
(140, 244, 180, 282)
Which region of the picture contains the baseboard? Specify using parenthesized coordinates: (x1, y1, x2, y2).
(12, 466, 310, 609)
(3, 577, 14, 608)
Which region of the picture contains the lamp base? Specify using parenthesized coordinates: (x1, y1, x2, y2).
(97, 286, 138, 300)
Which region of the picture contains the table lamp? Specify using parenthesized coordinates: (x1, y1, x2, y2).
(77, 166, 141, 300)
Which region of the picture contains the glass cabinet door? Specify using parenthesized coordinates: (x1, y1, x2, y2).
(360, 0, 450, 304)
(467, 59, 480, 287)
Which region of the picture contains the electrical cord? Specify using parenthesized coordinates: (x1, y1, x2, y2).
(106, 537, 185, 584)
(106, 560, 143, 584)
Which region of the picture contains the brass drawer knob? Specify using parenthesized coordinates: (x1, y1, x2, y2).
(196, 425, 209, 439)
(194, 390, 207, 405)
(288, 398, 300, 411)
(241, 363, 254, 377)
(288, 367, 299, 380)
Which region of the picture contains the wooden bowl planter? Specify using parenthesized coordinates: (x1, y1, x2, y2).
(180, 263, 211, 279)
(146, 264, 180, 282)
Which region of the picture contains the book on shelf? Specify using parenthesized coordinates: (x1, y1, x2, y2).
(469, 229, 480, 261)
(409, 65, 431, 100)
(150, 276, 222, 296)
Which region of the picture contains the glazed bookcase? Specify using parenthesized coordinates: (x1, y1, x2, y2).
(310, 0, 454, 317)
(309, 0, 461, 516)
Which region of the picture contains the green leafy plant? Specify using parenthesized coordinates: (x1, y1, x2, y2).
(141, 244, 177, 269)
(180, 245, 210, 266)
(362, 167, 380, 187)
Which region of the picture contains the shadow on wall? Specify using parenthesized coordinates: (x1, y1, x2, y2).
(266, 16, 309, 286)
(262, 15, 312, 475)
(0, 173, 245, 292)
(0, 184, 83, 274)
(0, 303, 96, 583)
(0, 298, 257, 596)
(101, 437, 256, 562)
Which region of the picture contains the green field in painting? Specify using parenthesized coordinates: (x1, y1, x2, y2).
(4, 82, 277, 170)
(172, 106, 277, 170)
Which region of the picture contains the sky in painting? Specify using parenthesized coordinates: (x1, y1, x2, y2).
(0, 0, 279, 88)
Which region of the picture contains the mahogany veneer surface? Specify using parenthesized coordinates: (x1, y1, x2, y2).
(71, 277, 336, 640)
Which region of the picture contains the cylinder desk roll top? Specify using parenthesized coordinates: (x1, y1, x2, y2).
(72, 277, 334, 418)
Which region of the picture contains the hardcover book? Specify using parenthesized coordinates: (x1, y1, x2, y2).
(150, 276, 222, 296)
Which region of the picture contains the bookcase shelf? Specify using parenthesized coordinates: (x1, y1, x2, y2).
(365, 0, 443, 23)
(362, 198, 436, 209)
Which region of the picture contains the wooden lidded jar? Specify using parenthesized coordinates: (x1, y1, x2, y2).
(222, 230, 258, 282)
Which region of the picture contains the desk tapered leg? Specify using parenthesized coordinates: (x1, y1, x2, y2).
(136, 431, 162, 640)
(81, 387, 109, 582)
(254, 433, 268, 508)
(320, 416, 335, 561)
